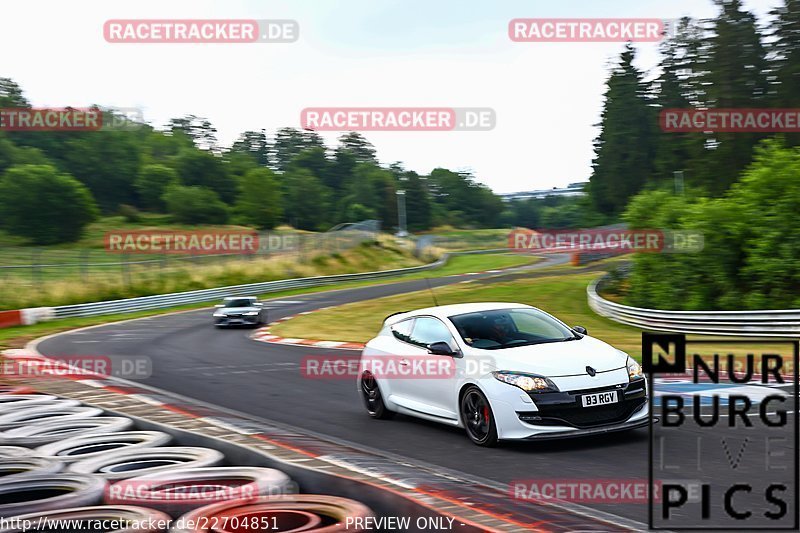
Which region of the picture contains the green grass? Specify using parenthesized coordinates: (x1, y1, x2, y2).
(421, 227, 511, 251)
(272, 270, 646, 359)
(416, 253, 536, 276)
(0, 238, 425, 311)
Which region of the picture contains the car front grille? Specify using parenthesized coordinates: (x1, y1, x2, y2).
(517, 381, 647, 429)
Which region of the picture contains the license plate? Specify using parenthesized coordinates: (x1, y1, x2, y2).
(581, 391, 619, 407)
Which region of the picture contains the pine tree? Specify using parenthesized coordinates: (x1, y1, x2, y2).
(770, 0, 800, 145)
(589, 44, 657, 215)
(652, 18, 706, 185)
(699, 0, 769, 193)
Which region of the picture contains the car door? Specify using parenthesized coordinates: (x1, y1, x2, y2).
(375, 318, 414, 400)
(399, 316, 460, 420)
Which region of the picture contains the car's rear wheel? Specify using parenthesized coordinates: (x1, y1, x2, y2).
(460, 386, 498, 447)
(360, 371, 394, 419)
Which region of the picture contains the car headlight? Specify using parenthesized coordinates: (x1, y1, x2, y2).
(213, 313, 225, 318)
(244, 311, 259, 316)
(627, 357, 643, 381)
(492, 371, 559, 393)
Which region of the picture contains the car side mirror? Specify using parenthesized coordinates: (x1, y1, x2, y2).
(428, 341, 457, 356)
(573, 326, 588, 335)
(254, 303, 263, 307)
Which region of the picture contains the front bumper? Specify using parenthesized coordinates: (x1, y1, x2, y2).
(521, 416, 651, 441)
(214, 315, 260, 326)
(482, 369, 650, 440)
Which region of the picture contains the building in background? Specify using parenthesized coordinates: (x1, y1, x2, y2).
(500, 182, 586, 202)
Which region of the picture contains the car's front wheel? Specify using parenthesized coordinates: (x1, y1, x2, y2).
(360, 371, 394, 420)
(460, 386, 498, 447)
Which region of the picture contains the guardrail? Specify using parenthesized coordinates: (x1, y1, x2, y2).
(49, 255, 449, 320)
(587, 275, 800, 337)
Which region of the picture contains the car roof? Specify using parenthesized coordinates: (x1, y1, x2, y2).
(223, 296, 256, 300)
(385, 302, 533, 325)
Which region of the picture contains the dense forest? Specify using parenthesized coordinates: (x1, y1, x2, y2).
(592, 0, 800, 310)
(0, 83, 513, 243)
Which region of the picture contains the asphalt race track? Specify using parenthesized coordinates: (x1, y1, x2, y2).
(37, 256, 797, 528)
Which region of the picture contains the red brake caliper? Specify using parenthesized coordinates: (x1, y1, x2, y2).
(482, 405, 489, 423)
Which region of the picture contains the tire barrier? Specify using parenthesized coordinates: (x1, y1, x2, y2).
(0, 395, 57, 411)
(36, 431, 173, 464)
(0, 417, 135, 446)
(0, 473, 107, 517)
(69, 447, 226, 481)
(0, 399, 81, 413)
(0, 446, 31, 458)
(0, 405, 103, 430)
(170, 495, 374, 533)
(0, 457, 63, 480)
(0, 505, 172, 533)
(0, 390, 436, 530)
(105, 466, 294, 518)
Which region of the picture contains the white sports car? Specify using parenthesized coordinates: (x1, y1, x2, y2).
(358, 302, 648, 446)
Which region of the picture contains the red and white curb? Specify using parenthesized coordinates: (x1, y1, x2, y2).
(251, 309, 365, 350)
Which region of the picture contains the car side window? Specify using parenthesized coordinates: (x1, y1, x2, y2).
(409, 317, 455, 348)
(391, 319, 414, 343)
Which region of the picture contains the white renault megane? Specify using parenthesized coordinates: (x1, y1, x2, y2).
(358, 302, 647, 446)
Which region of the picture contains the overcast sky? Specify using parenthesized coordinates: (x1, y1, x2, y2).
(2, 0, 781, 193)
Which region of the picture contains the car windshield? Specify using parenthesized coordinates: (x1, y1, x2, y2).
(224, 299, 255, 308)
(448, 308, 578, 350)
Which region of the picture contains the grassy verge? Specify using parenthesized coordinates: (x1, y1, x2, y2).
(421, 227, 511, 251)
(0, 237, 426, 311)
(273, 259, 790, 366)
(0, 253, 537, 350)
(272, 270, 645, 358)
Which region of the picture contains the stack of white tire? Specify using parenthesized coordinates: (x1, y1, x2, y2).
(0, 393, 373, 532)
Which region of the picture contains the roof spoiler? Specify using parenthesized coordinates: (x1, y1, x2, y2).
(383, 310, 409, 323)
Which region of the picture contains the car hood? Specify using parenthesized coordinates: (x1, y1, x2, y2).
(217, 306, 259, 314)
(474, 335, 627, 377)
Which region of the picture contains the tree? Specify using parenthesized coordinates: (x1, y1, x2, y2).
(169, 115, 218, 151)
(326, 147, 357, 192)
(0, 165, 97, 244)
(427, 168, 503, 227)
(135, 164, 178, 210)
(273, 128, 325, 171)
(698, 0, 769, 193)
(175, 149, 237, 203)
(623, 140, 800, 310)
(283, 168, 330, 230)
(231, 130, 270, 166)
(162, 185, 229, 224)
(223, 151, 259, 181)
(770, 0, 800, 144)
(589, 44, 657, 215)
(402, 171, 432, 231)
(234, 168, 283, 229)
(288, 147, 330, 180)
(652, 18, 707, 185)
(338, 132, 377, 163)
(0, 78, 28, 107)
